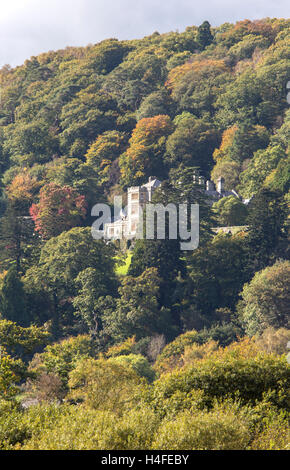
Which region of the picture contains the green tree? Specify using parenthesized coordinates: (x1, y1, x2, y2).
(212, 195, 248, 226)
(24, 228, 117, 336)
(265, 155, 290, 194)
(238, 259, 290, 336)
(59, 86, 118, 156)
(28, 335, 94, 388)
(73, 267, 115, 334)
(101, 268, 173, 343)
(0, 268, 29, 326)
(246, 188, 288, 270)
(167, 58, 229, 117)
(0, 201, 36, 272)
(108, 354, 155, 382)
(196, 21, 214, 49)
(0, 348, 25, 400)
(3, 119, 59, 166)
(136, 89, 173, 121)
(152, 406, 250, 450)
(0, 320, 50, 358)
(151, 343, 290, 413)
(239, 145, 286, 197)
(186, 233, 250, 317)
(44, 156, 103, 208)
(128, 239, 185, 306)
(165, 114, 219, 175)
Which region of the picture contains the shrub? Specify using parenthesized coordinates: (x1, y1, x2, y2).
(28, 335, 94, 387)
(254, 327, 290, 355)
(23, 406, 160, 450)
(68, 358, 144, 414)
(108, 354, 156, 382)
(24, 373, 65, 403)
(150, 351, 290, 416)
(251, 418, 290, 450)
(151, 405, 251, 450)
(0, 401, 29, 449)
(105, 336, 136, 358)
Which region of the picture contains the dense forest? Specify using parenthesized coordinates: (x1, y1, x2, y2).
(0, 18, 289, 450)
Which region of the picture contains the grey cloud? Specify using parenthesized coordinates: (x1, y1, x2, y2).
(0, 0, 289, 67)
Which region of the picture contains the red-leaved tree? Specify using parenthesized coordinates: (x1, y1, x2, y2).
(29, 183, 87, 239)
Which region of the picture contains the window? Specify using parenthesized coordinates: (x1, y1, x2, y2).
(131, 204, 139, 215)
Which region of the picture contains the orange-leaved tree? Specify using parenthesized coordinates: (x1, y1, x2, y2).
(119, 115, 173, 186)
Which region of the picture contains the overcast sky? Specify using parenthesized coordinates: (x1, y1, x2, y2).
(0, 0, 289, 67)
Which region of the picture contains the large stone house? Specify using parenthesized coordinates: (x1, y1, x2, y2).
(104, 174, 247, 240)
(104, 176, 162, 240)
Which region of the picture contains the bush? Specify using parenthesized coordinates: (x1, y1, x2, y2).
(154, 330, 200, 374)
(251, 418, 290, 450)
(0, 401, 67, 449)
(24, 372, 65, 403)
(151, 405, 251, 450)
(28, 335, 94, 387)
(154, 325, 242, 374)
(255, 327, 290, 355)
(108, 354, 156, 382)
(150, 350, 290, 416)
(0, 400, 29, 449)
(68, 358, 144, 413)
(105, 336, 137, 358)
(22, 406, 160, 450)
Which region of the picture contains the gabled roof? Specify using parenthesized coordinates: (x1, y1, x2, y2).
(142, 178, 161, 189)
(205, 188, 242, 200)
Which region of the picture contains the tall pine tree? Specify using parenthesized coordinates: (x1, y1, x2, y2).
(0, 267, 29, 326)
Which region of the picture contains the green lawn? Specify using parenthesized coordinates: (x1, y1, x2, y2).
(115, 252, 133, 276)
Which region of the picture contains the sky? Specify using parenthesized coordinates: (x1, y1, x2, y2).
(0, 0, 289, 67)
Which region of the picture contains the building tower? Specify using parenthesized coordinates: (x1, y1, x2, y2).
(217, 177, 225, 194)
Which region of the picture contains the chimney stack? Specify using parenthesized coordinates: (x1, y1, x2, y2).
(217, 177, 225, 194)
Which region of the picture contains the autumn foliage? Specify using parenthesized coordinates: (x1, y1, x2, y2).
(29, 183, 87, 239)
(166, 59, 228, 92)
(120, 115, 173, 185)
